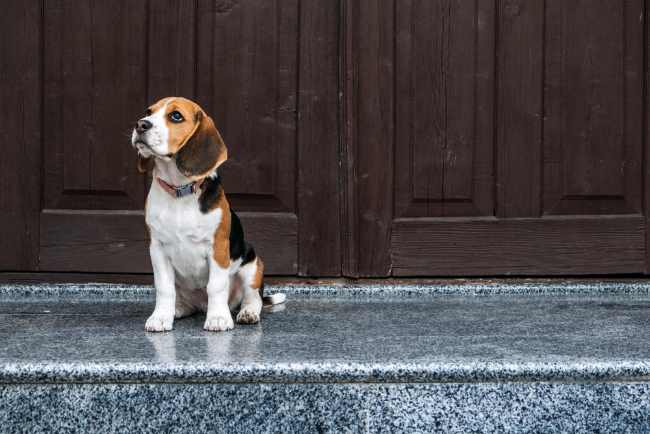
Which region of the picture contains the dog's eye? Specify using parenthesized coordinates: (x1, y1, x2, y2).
(169, 111, 184, 123)
(144, 109, 152, 117)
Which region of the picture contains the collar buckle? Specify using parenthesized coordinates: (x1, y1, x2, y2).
(157, 177, 200, 199)
(175, 183, 195, 198)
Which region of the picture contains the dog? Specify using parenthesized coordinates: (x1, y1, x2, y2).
(131, 96, 284, 332)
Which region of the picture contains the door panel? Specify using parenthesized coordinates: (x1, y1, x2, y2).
(41, 0, 149, 272)
(394, 0, 494, 218)
(196, 0, 297, 213)
(349, 0, 648, 276)
(43, 0, 146, 208)
(39, 211, 149, 273)
(33, 0, 339, 276)
(543, 0, 643, 216)
(392, 216, 645, 275)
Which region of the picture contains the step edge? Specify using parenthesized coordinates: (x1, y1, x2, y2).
(2, 360, 650, 385)
(2, 280, 650, 299)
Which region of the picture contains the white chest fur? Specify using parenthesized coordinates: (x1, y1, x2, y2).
(146, 181, 221, 290)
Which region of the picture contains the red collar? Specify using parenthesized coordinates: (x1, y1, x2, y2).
(156, 177, 205, 198)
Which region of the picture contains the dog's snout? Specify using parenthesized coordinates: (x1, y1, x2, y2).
(136, 119, 153, 134)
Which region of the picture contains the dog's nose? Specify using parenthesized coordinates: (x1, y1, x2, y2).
(136, 119, 153, 134)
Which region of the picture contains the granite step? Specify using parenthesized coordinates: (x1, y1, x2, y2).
(1, 281, 650, 433)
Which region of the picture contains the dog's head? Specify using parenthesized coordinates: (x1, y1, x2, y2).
(131, 97, 227, 179)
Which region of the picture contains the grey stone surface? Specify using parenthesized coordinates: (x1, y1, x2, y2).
(1, 383, 649, 433)
(1, 286, 650, 383)
(1, 283, 650, 433)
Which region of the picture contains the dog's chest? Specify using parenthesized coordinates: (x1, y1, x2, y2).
(146, 187, 220, 287)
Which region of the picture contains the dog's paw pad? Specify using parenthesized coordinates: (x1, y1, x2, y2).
(236, 308, 260, 324)
(204, 315, 234, 332)
(145, 315, 173, 332)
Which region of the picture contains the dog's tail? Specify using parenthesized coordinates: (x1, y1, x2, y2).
(262, 292, 286, 307)
(260, 281, 287, 307)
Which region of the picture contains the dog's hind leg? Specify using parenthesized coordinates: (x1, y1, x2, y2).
(174, 297, 197, 319)
(235, 257, 264, 324)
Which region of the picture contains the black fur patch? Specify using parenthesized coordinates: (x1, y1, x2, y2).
(229, 210, 256, 265)
(198, 175, 222, 214)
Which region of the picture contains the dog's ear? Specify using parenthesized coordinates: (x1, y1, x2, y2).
(137, 155, 154, 173)
(175, 111, 228, 178)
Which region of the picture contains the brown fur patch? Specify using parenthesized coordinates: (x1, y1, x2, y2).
(147, 97, 174, 114)
(212, 186, 231, 269)
(145, 97, 228, 179)
(162, 97, 202, 154)
(137, 155, 154, 173)
(251, 258, 264, 290)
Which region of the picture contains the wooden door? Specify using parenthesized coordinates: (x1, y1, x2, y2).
(346, 0, 649, 276)
(1, 0, 340, 277)
(4, 0, 650, 279)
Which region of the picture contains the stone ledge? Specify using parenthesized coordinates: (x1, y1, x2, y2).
(2, 283, 650, 432)
(3, 361, 650, 385)
(1, 284, 650, 384)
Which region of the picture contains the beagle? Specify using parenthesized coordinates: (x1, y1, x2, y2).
(131, 97, 284, 332)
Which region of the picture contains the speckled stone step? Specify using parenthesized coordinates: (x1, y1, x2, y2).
(1, 282, 650, 433)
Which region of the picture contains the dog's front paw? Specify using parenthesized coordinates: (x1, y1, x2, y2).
(236, 307, 260, 324)
(145, 314, 174, 332)
(204, 314, 234, 332)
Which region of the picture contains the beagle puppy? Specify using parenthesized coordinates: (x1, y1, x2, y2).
(131, 97, 284, 332)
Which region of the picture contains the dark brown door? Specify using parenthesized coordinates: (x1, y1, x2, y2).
(346, 0, 649, 276)
(4, 0, 650, 279)
(1, 0, 340, 277)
